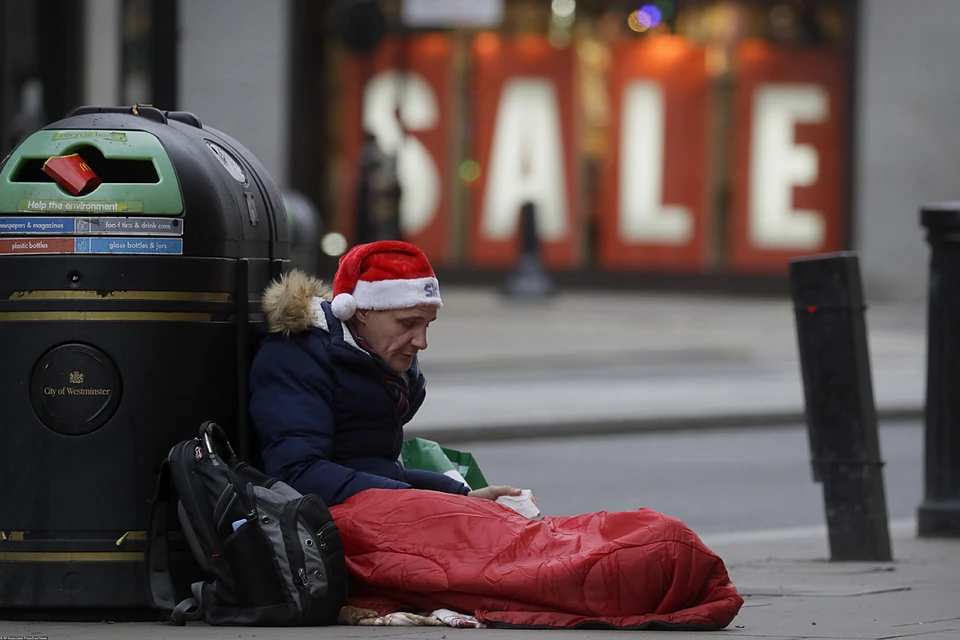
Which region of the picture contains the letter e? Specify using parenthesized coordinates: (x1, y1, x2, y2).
(748, 84, 828, 250)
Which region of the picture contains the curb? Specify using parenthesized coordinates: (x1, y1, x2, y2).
(406, 406, 924, 445)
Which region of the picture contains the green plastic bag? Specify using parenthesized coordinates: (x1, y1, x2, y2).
(439, 446, 489, 491)
(401, 438, 489, 491)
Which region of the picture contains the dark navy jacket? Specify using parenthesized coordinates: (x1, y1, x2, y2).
(249, 296, 468, 507)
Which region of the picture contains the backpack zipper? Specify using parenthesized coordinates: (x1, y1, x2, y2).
(316, 521, 338, 552)
(281, 497, 311, 616)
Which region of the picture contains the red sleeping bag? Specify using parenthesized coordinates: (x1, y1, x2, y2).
(329, 489, 744, 630)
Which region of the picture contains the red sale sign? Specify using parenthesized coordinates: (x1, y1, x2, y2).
(728, 42, 847, 272)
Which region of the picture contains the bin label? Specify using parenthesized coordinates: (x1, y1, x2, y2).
(0, 238, 77, 254)
(50, 131, 128, 142)
(0, 217, 73, 233)
(77, 217, 182, 235)
(30, 343, 122, 436)
(0, 237, 183, 255)
(17, 199, 144, 214)
(0, 216, 182, 236)
(78, 237, 183, 255)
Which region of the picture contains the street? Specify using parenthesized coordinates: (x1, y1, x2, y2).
(457, 420, 923, 535)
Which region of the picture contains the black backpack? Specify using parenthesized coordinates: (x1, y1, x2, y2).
(146, 421, 348, 626)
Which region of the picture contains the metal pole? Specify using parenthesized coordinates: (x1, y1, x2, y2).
(918, 203, 960, 537)
(789, 252, 892, 561)
(503, 202, 555, 299)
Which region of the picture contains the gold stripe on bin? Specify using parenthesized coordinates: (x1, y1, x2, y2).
(1, 530, 165, 545)
(0, 551, 144, 562)
(0, 311, 217, 322)
(9, 290, 232, 302)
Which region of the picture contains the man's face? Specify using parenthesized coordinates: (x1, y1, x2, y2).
(352, 305, 438, 372)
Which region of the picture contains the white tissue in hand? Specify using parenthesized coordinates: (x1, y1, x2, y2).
(496, 489, 540, 519)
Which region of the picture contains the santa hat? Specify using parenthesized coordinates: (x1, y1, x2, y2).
(331, 241, 442, 321)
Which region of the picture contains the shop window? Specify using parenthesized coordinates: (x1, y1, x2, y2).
(321, 0, 854, 277)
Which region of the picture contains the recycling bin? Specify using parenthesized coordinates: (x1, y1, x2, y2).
(282, 189, 324, 276)
(0, 105, 289, 615)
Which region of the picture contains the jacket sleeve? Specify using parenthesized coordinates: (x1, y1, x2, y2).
(402, 468, 470, 495)
(249, 337, 411, 506)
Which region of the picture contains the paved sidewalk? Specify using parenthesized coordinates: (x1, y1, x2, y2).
(696, 524, 960, 640)
(3, 524, 956, 639)
(408, 288, 928, 442)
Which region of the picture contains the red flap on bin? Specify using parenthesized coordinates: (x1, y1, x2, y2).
(42, 154, 102, 196)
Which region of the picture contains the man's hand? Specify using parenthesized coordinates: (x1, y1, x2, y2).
(467, 485, 522, 501)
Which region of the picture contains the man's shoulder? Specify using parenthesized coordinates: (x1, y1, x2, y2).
(254, 328, 333, 368)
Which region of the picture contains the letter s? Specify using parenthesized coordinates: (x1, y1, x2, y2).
(362, 70, 441, 237)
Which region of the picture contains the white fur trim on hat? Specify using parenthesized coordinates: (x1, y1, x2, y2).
(350, 277, 442, 313)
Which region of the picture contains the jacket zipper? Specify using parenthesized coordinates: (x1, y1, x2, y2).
(330, 342, 417, 458)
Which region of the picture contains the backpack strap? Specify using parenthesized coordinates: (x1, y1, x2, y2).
(146, 459, 205, 625)
(170, 584, 204, 626)
(199, 421, 239, 464)
(146, 459, 177, 612)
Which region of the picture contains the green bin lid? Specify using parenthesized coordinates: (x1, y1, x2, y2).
(0, 129, 183, 215)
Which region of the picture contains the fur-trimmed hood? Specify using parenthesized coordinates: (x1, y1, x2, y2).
(261, 269, 331, 335)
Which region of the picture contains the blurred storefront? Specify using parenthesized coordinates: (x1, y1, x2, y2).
(317, 0, 856, 288)
(5, 0, 955, 299)
(0, 0, 175, 157)
(0, 0, 84, 156)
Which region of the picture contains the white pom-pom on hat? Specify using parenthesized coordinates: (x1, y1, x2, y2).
(331, 293, 357, 320)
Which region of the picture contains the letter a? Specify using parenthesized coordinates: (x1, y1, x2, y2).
(481, 78, 567, 240)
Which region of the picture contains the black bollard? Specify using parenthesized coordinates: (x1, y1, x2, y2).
(503, 202, 555, 299)
(355, 133, 401, 244)
(918, 203, 960, 537)
(789, 252, 892, 561)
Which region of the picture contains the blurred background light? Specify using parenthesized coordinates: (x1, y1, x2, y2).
(639, 4, 663, 29)
(550, 0, 576, 33)
(459, 159, 482, 183)
(551, 0, 576, 20)
(627, 11, 646, 33)
(321, 232, 348, 257)
(473, 32, 501, 56)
